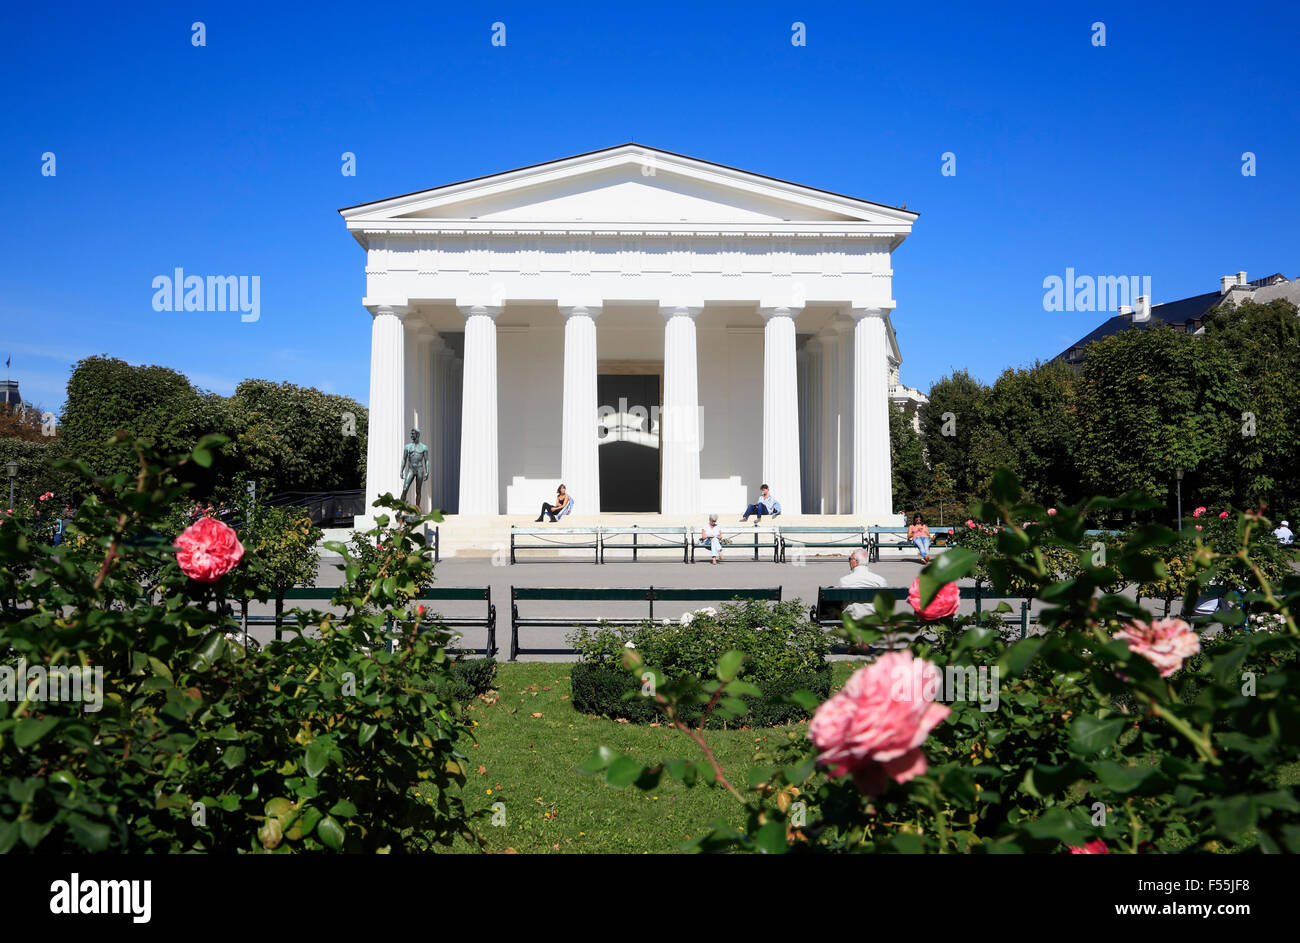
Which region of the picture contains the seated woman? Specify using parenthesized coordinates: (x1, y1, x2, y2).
(907, 512, 932, 564)
(698, 513, 723, 563)
(535, 483, 573, 523)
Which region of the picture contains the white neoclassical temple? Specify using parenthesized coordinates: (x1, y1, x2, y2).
(340, 144, 918, 526)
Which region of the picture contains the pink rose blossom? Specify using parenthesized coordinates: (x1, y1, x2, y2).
(1047, 508, 1057, 516)
(1219, 511, 1229, 519)
(174, 517, 244, 583)
(907, 577, 961, 621)
(1113, 617, 1200, 678)
(1192, 506, 1206, 518)
(1069, 840, 1109, 854)
(1195, 524, 1202, 531)
(965, 519, 975, 529)
(808, 651, 951, 795)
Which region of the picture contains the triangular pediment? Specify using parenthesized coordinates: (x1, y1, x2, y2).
(340, 144, 917, 229)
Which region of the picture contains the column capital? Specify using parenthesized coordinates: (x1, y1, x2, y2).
(457, 304, 502, 320)
(558, 304, 602, 321)
(659, 304, 702, 321)
(368, 303, 408, 321)
(758, 305, 802, 322)
(848, 305, 893, 321)
(408, 321, 436, 341)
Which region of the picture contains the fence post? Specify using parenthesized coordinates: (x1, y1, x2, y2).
(274, 593, 284, 642)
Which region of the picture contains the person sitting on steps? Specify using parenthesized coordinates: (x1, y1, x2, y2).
(535, 484, 572, 522)
(740, 484, 781, 523)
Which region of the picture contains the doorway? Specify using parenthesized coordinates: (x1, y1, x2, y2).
(597, 372, 660, 511)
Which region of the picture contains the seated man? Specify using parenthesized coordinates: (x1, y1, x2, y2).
(1274, 520, 1294, 546)
(698, 513, 723, 563)
(839, 549, 887, 619)
(740, 484, 781, 522)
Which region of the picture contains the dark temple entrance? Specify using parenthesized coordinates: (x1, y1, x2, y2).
(597, 373, 660, 512)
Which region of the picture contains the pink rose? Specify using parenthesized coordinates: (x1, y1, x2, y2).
(1192, 506, 1206, 518)
(1195, 524, 1202, 531)
(965, 519, 975, 529)
(1113, 617, 1200, 678)
(808, 651, 951, 795)
(1219, 511, 1229, 519)
(907, 577, 961, 621)
(1069, 840, 1109, 854)
(174, 517, 244, 583)
(1047, 508, 1057, 516)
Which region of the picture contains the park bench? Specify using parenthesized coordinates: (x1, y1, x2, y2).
(508, 585, 783, 660)
(868, 525, 955, 563)
(510, 526, 601, 564)
(599, 525, 690, 563)
(809, 585, 1030, 649)
(688, 524, 781, 563)
(239, 585, 496, 655)
(778, 525, 868, 563)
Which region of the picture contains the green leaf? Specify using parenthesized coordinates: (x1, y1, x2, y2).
(576, 745, 617, 775)
(328, 799, 358, 818)
(305, 739, 331, 778)
(1093, 761, 1157, 793)
(604, 755, 644, 789)
(716, 650, 744, 682)
(147, 656, 173, 683)
(358, 722, 378, 747)
(918, 547, 978, 607)
(14, 715, 59, 748)
(1068, 716, 1126, 755)
(317, 814, 345, 850)
(220, 745, 247, 769)
(752, 820, 787, 854)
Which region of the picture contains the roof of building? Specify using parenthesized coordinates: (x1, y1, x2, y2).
(1058, 272, 1299, 363)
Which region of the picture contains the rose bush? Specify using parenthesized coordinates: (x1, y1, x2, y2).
(0, 434, 477, 852)
(580, 468, 1300, 854)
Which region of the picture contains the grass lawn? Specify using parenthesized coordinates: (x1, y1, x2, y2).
(429, 661, 859, 853)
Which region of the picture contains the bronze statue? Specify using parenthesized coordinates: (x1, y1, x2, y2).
(400, 428, 430, 509)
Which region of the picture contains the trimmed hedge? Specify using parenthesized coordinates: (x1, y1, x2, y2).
(570, 662, 831, 727)
(568, 598, 832, 727)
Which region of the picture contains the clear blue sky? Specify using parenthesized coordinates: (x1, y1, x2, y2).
(3, 1, 1297, 414)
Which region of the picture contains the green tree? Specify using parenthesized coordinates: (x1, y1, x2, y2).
(228, 380, 367, 496)
(919, 370, 989, 499)
(982, 359, 1079, 507)
(889, 404, 927, 511)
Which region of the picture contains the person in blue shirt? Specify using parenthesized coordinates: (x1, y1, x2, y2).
(740, 484, 781, 522)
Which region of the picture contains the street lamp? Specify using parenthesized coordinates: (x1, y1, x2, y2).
(1174, 467, 1184, 532)
(5, 460, 17, 512)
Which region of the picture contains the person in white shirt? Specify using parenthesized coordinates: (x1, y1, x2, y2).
(699, 514, 723, 563)
(1274, 520, 1294, 546)
(839, 549, 887, 618)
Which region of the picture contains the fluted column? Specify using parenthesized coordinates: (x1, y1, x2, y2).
(559, 305, 601, 513)
(759, 306, 803, 512)
(447, 354, 463, 513)
(457, 305, 500, 514)
(427, 335, 449, 512)
(364, 304, 407, 521)
(833, 316, 854, 513)
(852, 307, 893, 517)
(817, 332, 837, 513)
(659, 305, 702, 515)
